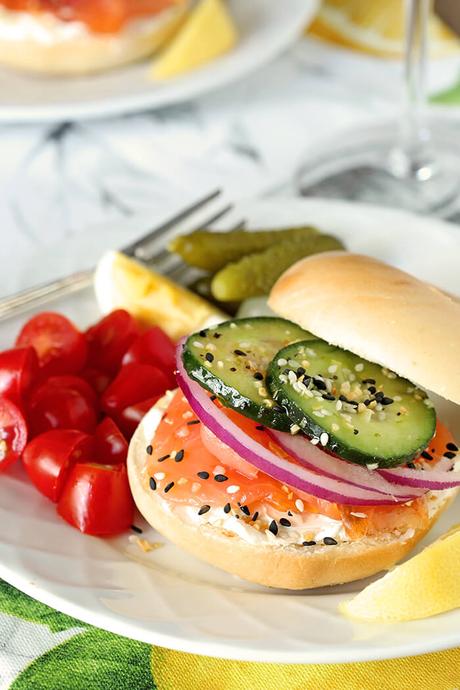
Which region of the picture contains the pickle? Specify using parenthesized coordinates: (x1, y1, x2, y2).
(189, 275, 239, 315)
(169, 226, 320, 271)
(211, 234, 344, 301)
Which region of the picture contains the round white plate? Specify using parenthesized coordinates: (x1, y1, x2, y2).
(1, 198, 460, 664)
(0, 0, 318, 124)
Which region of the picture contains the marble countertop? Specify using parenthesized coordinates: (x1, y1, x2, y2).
(2, 38, 460, 297)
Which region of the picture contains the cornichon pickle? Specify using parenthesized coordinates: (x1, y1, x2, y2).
(211, 234, 344, 301)
(169, 226, 320, 271)
(189, 275, 239, 315)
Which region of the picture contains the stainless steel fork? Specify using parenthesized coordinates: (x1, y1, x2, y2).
(0, 188, 243, 322)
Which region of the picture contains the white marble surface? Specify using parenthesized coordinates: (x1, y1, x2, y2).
(2, 37, 460, 296)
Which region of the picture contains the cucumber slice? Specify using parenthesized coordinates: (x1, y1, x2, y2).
(267, 340, 436, 468)
(182, 317, 313, 430)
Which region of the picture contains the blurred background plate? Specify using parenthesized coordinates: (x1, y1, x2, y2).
(1, 198, 460, 663)
(0, 0, 318, 124)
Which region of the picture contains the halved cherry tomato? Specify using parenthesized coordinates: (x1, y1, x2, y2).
(0, 398, 28, 472)
(101, 363, 170, 419)
(122, 326, 176, 386)
(57, 462, 134, 535)
(95, 417, 128, 464)
(117, 396, 161, 440)
(81, 367, 111, 396)
(23, 429, 94, 502)
(28, 380, 98, 436)
(0, 346, 38, 404)
(16, 312, 87, 376)
(36, 375, 99, 412)
(86, 310, 140, 376)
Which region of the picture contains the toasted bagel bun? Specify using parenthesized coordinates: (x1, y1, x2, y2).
(269, 252, 460, 405)
(0, 3, 187, 75)
(128, 395, 457, 590)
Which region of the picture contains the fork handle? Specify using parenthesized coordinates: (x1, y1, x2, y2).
(0, 269, 94, 323)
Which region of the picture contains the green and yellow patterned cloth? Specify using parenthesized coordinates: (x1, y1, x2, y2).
(0, 579, 459, 690)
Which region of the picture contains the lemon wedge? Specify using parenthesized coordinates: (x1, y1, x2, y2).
(94, 250, 226, 340)
(340, 523, 460, 622)
(152, 0, 238, 79)
(308, 0, 460, 58)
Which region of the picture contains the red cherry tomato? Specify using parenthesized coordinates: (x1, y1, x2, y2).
(37, 375, 99, 412)
(0, 346, 38, 404)
(23, 430, 94, 502)
(95, 417, 128, 464)
(16, 312, 87, 376)
(0, 398, 28, 472)
(101, 363, 170, 419)
(81, 367, 111, 396)
(57, 462, 134, 535)
(117, 395, 161, 440)
(122, 326, 176, 386)
(28, 380, 98, 436)
(86, 310, 140, 375)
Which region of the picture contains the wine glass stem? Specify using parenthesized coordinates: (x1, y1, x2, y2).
(396, 0, 433, 179)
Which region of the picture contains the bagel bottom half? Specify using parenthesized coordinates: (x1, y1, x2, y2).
(127, 398, 457, 590)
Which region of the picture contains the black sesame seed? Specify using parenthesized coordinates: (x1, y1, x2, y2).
(444, 451, 457, 460)
(164, 481, 174, 493)
(381, 396, 394, 406)
(421, 451, 433, 460)
(254, 372, 264, 381)
(368, 386, 377, 395)
(296, 367, 306, 377)
(287, 511, 293, 516)
(149, 477, 157, 491)
(364, 399, 372, 406)
(255, 425, 265, 431)
(280, 518, 291, 527)
(234, 349, 247, 356)
(197, 471, 209, 480)
(131, 525, 143, 534)
(198, 505, 211, 515)
(174, 449, 185, 462)
(447, 442, 459, 452)
(157, 454, 169, 463)
(146, 445, 153, 455)
(362, 378, 376, 385)
(407, 462, 416, 469)
(353, 428, 359, 435)
(214, 474, 228, 482)
(223, 503, 231, 514)
(323, 537, 338, 545)
(210, 395, 217, 401)
(374, 391, 384, 401)
(186, 419, 200, 426)
(205, 352, 214, 363)
(199, 329, 207, 337)
(339, 394, 349, 402)
(268, 520, 278, 536)
(240, 505, 250, 516)
(230, 367, 237, 372)
(396, 412, 402, 416)
(302, 540, 316, 546)
(313, 378, 327, 391)
(322, 393, 336, 401)
(213, 332, 222, 339)
(252, 511, 259, 521)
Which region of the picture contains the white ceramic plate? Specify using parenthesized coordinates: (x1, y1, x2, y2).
(1, 198, 460, 664)
(0, 0, 318, 124)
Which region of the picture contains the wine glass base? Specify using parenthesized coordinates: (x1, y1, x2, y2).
(298, 121, 460, 218)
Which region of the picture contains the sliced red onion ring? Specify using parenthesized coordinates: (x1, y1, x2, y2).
(269, 430, 424, 500)
(379, 464, 460, 490)
(176, 343, 413, 506)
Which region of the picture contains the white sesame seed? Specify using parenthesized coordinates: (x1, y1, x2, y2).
(217, 361, 224, 369)
(191, 482, 201, 493)
(310, 437, 320, 445)
(354, 363, 364, 372)
(313, 410, 324, 418)
(335, 400, 343, 411)
(182, 410, 193, 419)
(290, 424, 301, 435)
(213, 465, 225, 475)
(366, 463, 379, 470)
(295, 499, 305, 512)
(331, 423, 339, 432)
(393, 395, 402, 402)
(320, 432, 329, 446)
(206, 343, 216, 351)
(350, 512, 367, 518)
(328, 364, 338, 374)
(230, 323, 237, 329)
(154, 472, 165, 480)
(192, 341, 204, 348)
(227, 485, 240, 494)
(177, 477, 188, 486)
(277, 358, 287, 366)
(301, 360, 310, 368)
